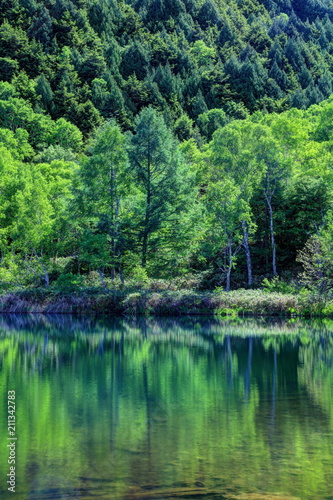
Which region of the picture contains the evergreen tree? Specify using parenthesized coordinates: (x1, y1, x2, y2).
(219, 20, 236, 46)
(191, 90, 208, 118)
(197, 108, 228, 141)
(120, 42, 150, 80)
(298, 67, 313, 89)
(284, 39, 305, 73)
(128, 107, 195, 269)
(153, 64, 175, 100)
(269, 60, 289, 90)
(36, 74, 54, 114)
(78, 122, 129, 281)
(197, 0, 222, 29)
(318, 72, 333, 98)
(28, 7, 53, 51)
(0, 57, 18, 81)
(291, 88, 309, 109)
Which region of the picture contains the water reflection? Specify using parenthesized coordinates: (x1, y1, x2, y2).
(1, 315, 333, 499)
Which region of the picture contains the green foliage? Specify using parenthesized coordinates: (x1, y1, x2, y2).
(0, 57, 18, 81)
(130, 265, 150, 284)
(0, 0, 331, 141)
(197, 108, 228, 140)
(191, 40, 215, 67)
(77, 121, 129, 279)
(52, 273, 84, 292)
(0, 0, 333, 297)
(262, 277, 298, 295)
(173, 113, 194, 141)
(127, 106, 198, 271)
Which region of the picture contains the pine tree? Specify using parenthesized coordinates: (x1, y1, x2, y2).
(0, 57, 18, 81)
(306, 84, 324, 106)
(291, 88, 309, 109)
(219, 20, 236, 45)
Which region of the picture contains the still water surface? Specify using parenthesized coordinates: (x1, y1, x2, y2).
(1, 315, 333, 500)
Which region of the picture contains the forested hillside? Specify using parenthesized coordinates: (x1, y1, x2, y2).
(3, 0, 333, 137)
(1, 0, 333, 298)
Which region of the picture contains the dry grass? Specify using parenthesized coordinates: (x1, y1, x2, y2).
(0, 288, 304, 317)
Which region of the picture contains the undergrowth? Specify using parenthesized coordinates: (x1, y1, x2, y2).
(0, 286, 332, 317)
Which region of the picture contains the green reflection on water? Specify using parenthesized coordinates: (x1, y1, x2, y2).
(0, 315, 333, 500)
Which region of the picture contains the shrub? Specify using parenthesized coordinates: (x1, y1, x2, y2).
(128, 266, 150, 285)
(262, 277, 298, 294)
(52, 273, 84, 292)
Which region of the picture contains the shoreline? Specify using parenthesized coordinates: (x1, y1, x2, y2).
(0, 288, 331, 318)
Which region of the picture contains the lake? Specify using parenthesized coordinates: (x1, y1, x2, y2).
(1, 314, 333, 500)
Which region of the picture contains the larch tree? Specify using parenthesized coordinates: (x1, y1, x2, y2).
(78, 121, 129, 282)
(127, 106, 196, 271)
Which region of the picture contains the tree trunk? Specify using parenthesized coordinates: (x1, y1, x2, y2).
(142, 231, 148, 268)
(265, 192, 277, 276)
(242, 220, 252, 286)
(98, 269, 107, 291)
(225, 238, 233, 292)
(119, 264, 124, 285)
(35, 252, 49, 287)
(43, 268, 49, 287)
(270, 348, 277, 436)
(142, 153, 151, 268)
(244, 337, 253, 401)
(142, 362, 152, 465)
(110, 242, 116, 280)
(110, 164, 117, 280)
(118, 248, 124, 285)
(226, 335, 233, 386)
(314, 238, 325, 295)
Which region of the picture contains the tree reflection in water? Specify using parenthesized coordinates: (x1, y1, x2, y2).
(0, 314, 333, 499)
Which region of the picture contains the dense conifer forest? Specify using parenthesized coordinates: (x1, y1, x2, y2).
(1, 0, 333, 312)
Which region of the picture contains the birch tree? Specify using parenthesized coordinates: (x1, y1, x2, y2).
(205, 177, 250, 291)
(209, 121, 266, 285)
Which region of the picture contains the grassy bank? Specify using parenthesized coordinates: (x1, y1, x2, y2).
(0, 287, 332, 317)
